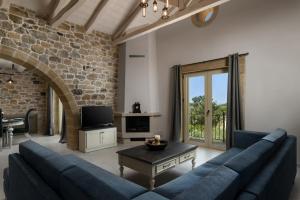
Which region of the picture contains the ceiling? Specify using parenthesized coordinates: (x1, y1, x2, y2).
(1, 0, 230, 44)
(2, 0, 165, 35)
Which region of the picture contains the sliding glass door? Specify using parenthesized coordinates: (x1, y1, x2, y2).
(183, 69, 228, 150)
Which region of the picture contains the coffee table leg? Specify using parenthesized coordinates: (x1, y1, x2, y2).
(120, 165, 124, 177)
(192, 158, 196, 169)
(150, 178, 155, 190)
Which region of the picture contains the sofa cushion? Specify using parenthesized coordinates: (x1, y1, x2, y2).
(262, 128, 287, 146)
(242, 137, 296, 200)
(236, 192, 257, 200)
(207, 147, 243, 166)
(8, 154, 61, 200)
(173, 166, 240, 200)
(62, 154, 147, 200)
(132, 192, 169, 200)
(224, 140, 274, 189)
(19, 140, 75, 193)
(154, 163, 218, 199)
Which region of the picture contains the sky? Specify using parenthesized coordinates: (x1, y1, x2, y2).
(189, 73, 228, 104)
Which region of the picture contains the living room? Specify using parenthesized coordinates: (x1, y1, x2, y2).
(0, 0, 300, 199)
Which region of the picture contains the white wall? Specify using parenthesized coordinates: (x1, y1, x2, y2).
(120, 33, 159, 113)
(155, 0, 300, 151)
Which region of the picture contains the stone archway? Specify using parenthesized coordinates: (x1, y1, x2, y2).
(0, 45, 79, 150)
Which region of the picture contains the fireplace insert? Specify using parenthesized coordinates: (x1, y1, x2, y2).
(126, 116, 150, 132)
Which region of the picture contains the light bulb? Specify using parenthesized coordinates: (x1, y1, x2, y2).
(162, 6, 168, 19)
(153, 0, 158, 12)
(142, 7, 146, 17)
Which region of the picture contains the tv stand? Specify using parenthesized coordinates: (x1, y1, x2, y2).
(79, 127, 117, 153)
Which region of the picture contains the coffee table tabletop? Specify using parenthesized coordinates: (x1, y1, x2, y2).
(117, 142, 197, 165)
(117, 142, 198, 190)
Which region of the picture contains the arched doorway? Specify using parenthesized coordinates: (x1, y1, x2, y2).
(0, 45, 79, 150)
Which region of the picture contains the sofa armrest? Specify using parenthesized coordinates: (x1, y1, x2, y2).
(233, 130, 268, 149)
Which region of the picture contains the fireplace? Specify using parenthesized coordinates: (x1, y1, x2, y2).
(126, 116, 150, 132)
(114, 112, 161, 143)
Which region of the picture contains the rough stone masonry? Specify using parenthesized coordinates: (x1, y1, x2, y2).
(0, 4, 119, 109)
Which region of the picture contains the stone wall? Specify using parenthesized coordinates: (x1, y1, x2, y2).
(0, 4, 118, 148)
(0, 4, 118, 108)
(0, 68, 47, 133)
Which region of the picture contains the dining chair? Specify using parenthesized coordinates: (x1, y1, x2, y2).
(14, 108, 36, 135)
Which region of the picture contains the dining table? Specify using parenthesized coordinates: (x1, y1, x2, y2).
(1, 118, 24, 149)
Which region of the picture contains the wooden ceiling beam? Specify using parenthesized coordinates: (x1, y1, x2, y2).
(49, 0, 86, 27)
(40, 0, 60, 19)
(113, 0, 230, 45)
(84, 0, 110, 33)
(112, 0, 141, 40)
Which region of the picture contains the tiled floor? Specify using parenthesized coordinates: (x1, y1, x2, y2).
(0, 135, 299, 200)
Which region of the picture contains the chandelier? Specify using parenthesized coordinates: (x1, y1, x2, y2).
(140, 0, 169, 19)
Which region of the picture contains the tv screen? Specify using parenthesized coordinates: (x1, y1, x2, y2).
(81, 106, 113, 130)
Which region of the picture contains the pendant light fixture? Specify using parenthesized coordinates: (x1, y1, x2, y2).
(7, 64, 14, 84)
(140, 0, 148, 17)
(139, 0, 169, 19)
(153, 0, 158, 12)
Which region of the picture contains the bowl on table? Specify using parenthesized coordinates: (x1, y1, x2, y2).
(145, 140, 168, 151)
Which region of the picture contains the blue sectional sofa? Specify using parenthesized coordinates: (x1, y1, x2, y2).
(3, 129, 297, 200)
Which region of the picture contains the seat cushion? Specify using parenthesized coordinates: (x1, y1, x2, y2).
(224, 140, 274, 189)
(62, 154, 147, 200)
(173, 166, 240, 200)
(154, 173, 202, 199)
(207, 147, 243, 166)
(132, 192, 169, 200)
(19, 140, 75, 193)
(236, 192, 257, 200)
(192, 162, 219, 176)
(262, 128, 287, 147)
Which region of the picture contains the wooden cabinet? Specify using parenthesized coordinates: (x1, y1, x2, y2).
(79, 127, 117, 153)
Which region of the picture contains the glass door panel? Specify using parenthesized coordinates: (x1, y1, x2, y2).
(211, 72, 228, 146)
(187, 75, 206, 142)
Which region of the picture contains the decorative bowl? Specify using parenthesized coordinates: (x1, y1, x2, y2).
(145, 140, 168, 151)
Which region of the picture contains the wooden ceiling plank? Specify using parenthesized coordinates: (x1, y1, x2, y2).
(84, 0, 110, 33)
(112, 1, 141, 40)
(113, 0, 230, 45)
(49, 0, 86, 27)
(158, 0, 180, 7)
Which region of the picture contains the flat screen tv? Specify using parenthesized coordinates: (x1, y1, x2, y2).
(81, 106, 113, 130)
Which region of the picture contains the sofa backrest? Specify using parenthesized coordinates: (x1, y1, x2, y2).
(172, 166, 240, 200)
(237, 136, 297, 200)
(8, 153, 62, 200)
(224, 128, 288, 190)
(60, 154, 147, 200)
(19, 140, 75, 195)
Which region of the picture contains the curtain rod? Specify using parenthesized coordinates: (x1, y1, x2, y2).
(183, 53, 249, 67)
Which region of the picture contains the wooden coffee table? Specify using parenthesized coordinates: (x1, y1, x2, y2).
(117, 143, 197, 190)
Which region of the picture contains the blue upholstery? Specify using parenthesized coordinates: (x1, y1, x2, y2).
(224, 140, 274, 188)
(239, 136, 297, 200)
(154, 172, 203, 198)
(233, 130, 268, 149)
(62, 154, 147, 200)
(130, 192, 169, 200)
(3, 130, 297, 200)
(262, 128, 287, 147)
(173, 166, 240, 200)
(207, 147, 243, 165)
(8, 154, 61, 200)
(236, 192, 257, 200)
(19, 140, 75, 193)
